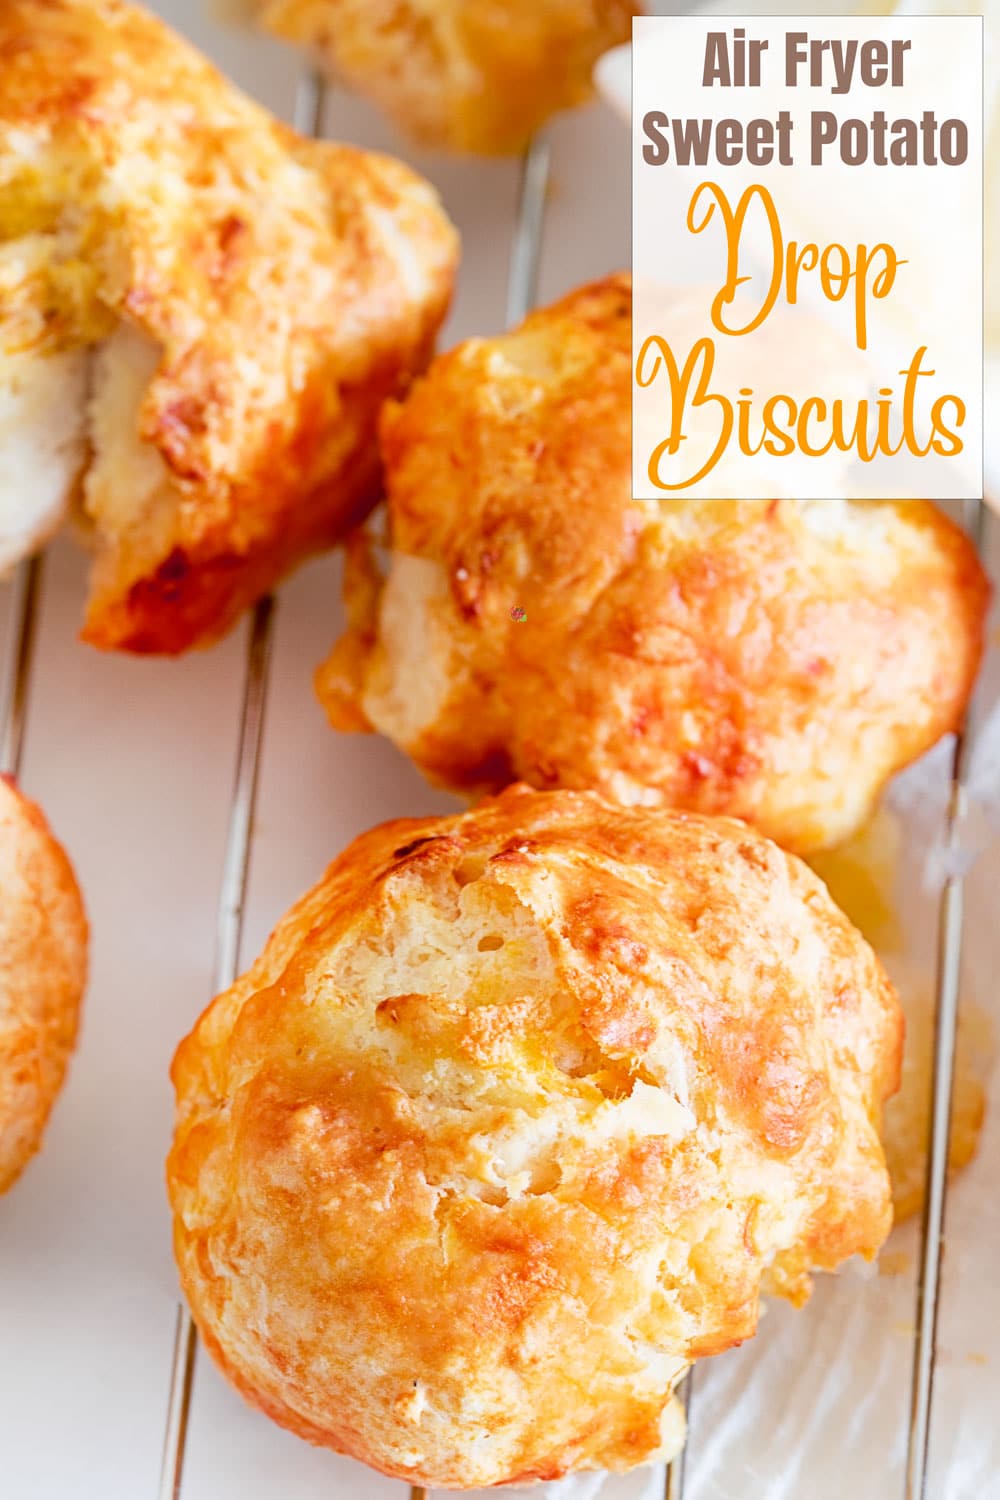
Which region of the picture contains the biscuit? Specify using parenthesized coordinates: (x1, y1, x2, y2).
(257, 0, 639, 155)
(319, 275, 989, 853)
(0, 0, 457, 651)
(0, 778, 87, 1193)
(169, 785, 902, 1485)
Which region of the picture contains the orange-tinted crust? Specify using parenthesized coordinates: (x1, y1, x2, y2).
(169, 785, 901, 1486)
(258, 0, 640, 155)
(319, 274, 990, 853)
(0, 776, 88, 1193)
(0, 0, 458, 653)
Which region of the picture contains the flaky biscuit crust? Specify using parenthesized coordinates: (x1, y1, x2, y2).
(0, 778, 87, 1194)
(0, 0, 457, 651)
(169, 785, 901, 1487)
(318, 274, 989, 853)
(258, 0, 639, 155)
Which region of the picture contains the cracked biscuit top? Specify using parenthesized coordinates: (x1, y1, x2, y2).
(169, 784, 901, 1488)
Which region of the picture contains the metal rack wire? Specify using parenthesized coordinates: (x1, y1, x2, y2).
(0, 553, 43, 780)
(152, 70, 554, 1500)
(0, 53, 989, 1500)
(156, 71, 319, 1500)
(902, 497, 988, 1500)
(663, 507, 988, 1500)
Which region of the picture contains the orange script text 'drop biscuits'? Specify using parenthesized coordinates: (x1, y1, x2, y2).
(169, 785, 902, 1488)
(318, 274, 989, 854)
(0, 778, 87, 1194)
(0, 0, 457, 652)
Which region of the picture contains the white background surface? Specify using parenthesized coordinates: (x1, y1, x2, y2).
(0, 4, 997, 1499)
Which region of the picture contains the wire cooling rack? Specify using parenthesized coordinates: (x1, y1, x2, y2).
(0, 15, 996, 1500)
(154, 64, 557, 1500)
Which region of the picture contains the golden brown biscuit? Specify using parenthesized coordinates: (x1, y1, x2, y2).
(318, 274, 989, 854)
(0, 0, 457, 652)
(255, 0, 639, 155)
(169, 784, 901, 1487)
(0, 777, 87, 1194)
